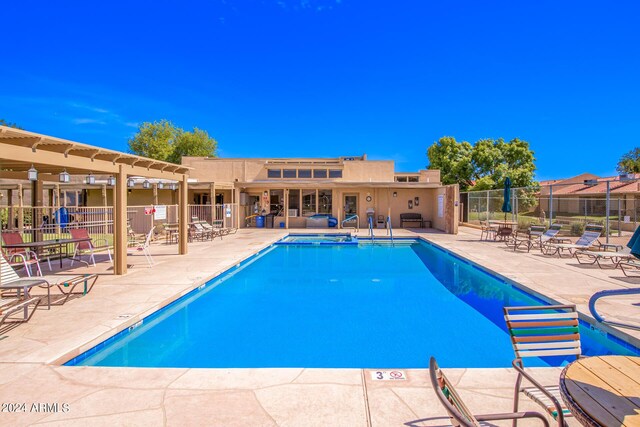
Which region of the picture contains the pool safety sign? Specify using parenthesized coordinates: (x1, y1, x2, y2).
(370, 370, 407, 381)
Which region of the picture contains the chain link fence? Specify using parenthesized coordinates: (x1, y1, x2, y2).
(461, 185, 638, 238)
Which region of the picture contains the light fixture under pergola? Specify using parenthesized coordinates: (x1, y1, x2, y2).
(27, 164, 38, 181)
(59, 170, 70, 183)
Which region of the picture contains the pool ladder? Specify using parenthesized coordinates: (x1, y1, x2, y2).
(368, 216, 375, 242)
(342, 214, 359, 231)
(387, 215, 394, 245)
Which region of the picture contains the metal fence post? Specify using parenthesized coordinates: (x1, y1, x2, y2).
(486, 190, 489, 222)
(549, 185, 554, 227)
(618, 198, 621, 236)
(605, 181, 610, 244)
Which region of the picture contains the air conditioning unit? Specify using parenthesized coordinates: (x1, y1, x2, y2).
(288, 209, 298, 217)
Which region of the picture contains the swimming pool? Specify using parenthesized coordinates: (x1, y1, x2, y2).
(66, 238, 639, 368)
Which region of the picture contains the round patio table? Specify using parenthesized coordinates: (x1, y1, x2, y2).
(559, 355, 640, 426)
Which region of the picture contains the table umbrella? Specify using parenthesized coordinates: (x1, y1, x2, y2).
(501, 177, 512, 220)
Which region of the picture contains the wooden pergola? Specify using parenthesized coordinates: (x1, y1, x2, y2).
(0, 125, 191, 275)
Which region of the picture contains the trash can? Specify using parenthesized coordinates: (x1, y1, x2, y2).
(256, 215, 265, 228)
(265, 214, 274, 228)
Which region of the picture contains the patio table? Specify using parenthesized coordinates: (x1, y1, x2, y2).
(2, 237, 92, 268)
(489, 220, 518, 240)
(560, 355, 640, 426)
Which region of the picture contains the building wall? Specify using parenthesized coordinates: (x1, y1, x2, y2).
(182, 157, 398, 183)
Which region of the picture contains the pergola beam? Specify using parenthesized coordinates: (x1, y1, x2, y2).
(0, 143, 186, 180)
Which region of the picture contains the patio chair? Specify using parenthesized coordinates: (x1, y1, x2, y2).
(429, 357, 549, 427)
(480, 221, 498, 241)
(1, 254, 98, 309)
(540, 224, 603, 257)
(1, 231, 49, 275)
(127, 227, 156, 266)
(69, 228, 113, 266)
(510, 224, 562, 252)
(190, 221, 210, 241)
(574, 245, 633, 269)
(503, 305, 582, 427)
(199, 221, 223, 240)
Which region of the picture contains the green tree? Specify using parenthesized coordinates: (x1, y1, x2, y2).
(472, 137, 536, 189)
(426, 136, 475, 190)
(128, 120, 178, 161)
(166, 127, 217, 164)
(0, 119, 23, 129)
(617, 148, 640, 174)
(128, 120, 218, 164)
(426, 136, 537, 191)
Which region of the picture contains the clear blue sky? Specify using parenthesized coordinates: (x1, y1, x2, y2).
(2, 1, 638, 180)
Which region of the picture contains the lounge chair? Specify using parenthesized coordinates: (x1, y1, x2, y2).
(199, 221, 222, 240)
(619, 259, 640, 277)
(504, 305, 582, 426)
(429, 357, 549, 427)
(510, 223, 563, 252)
(574, 245, 633, 269)
(1, 255, 98, 308)
(1, 231, 50, 275)
(507, 225, 545, 251)
(69, 228, 113, 266)
(541, 224, 603, 257)
(127, 227, 156, 266)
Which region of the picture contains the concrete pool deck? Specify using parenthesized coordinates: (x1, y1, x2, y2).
(0, 226, 638, 426)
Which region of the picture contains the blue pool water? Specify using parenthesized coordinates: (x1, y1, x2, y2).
(67, 238, 639, 368)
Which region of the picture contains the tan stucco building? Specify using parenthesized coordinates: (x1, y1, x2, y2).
(181, 155, 459, 233)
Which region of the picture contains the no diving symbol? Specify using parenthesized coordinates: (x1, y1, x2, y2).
(390, 371, 403, 379)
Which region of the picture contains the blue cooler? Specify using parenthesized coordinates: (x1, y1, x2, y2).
(256, 215, 265, 228)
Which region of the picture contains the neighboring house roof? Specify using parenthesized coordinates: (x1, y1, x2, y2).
(550, 173, 640, 196)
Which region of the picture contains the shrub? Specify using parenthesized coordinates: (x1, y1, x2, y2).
(570, 222, 584, 236)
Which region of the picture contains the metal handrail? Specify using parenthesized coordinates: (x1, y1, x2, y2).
(368, 216, 374, 242)
(589, 288, 640, 331)
(342, 214, 359, 231)
(387, 215, 394, 244)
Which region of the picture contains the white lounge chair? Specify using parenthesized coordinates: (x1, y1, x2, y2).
(128, 227, 156, 266)
(575, 245, 633, 269)
(1, 254, 98, 309)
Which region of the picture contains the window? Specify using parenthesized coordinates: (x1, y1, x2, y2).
(268, 169, 282, 178)
(313, 169, 328, 178)
(298, 169, 312, 178)
(328, 169, 342, 178)
(288, 189, 300, 217)
(395, 176, 408, 182)
(283, 169, 296, 178)
(318, 190, 332, 214)
(408, 176, 419, 182)
(302, 189, 316, 216)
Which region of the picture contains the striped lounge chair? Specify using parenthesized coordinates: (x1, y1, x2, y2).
(429, 357, 549, 427)
(504, 305, 582, 426)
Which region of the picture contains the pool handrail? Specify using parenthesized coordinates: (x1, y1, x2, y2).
(387, 215, 394, 245)
(342, 214, 359, 231)
(588, 288, 640, 331)
(368, 216, 374, 242)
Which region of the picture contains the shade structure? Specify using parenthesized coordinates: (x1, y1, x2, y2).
(501, 177, 512, 219)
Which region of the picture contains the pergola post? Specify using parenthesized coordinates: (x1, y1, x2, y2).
(284, 188, 289, 229)
(7, 188, 14, 230)
(17, 184, 24, 233)
(209, 182, 215, 223)
(179, 176, 188, 255)
(114, 165, 128, 275)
